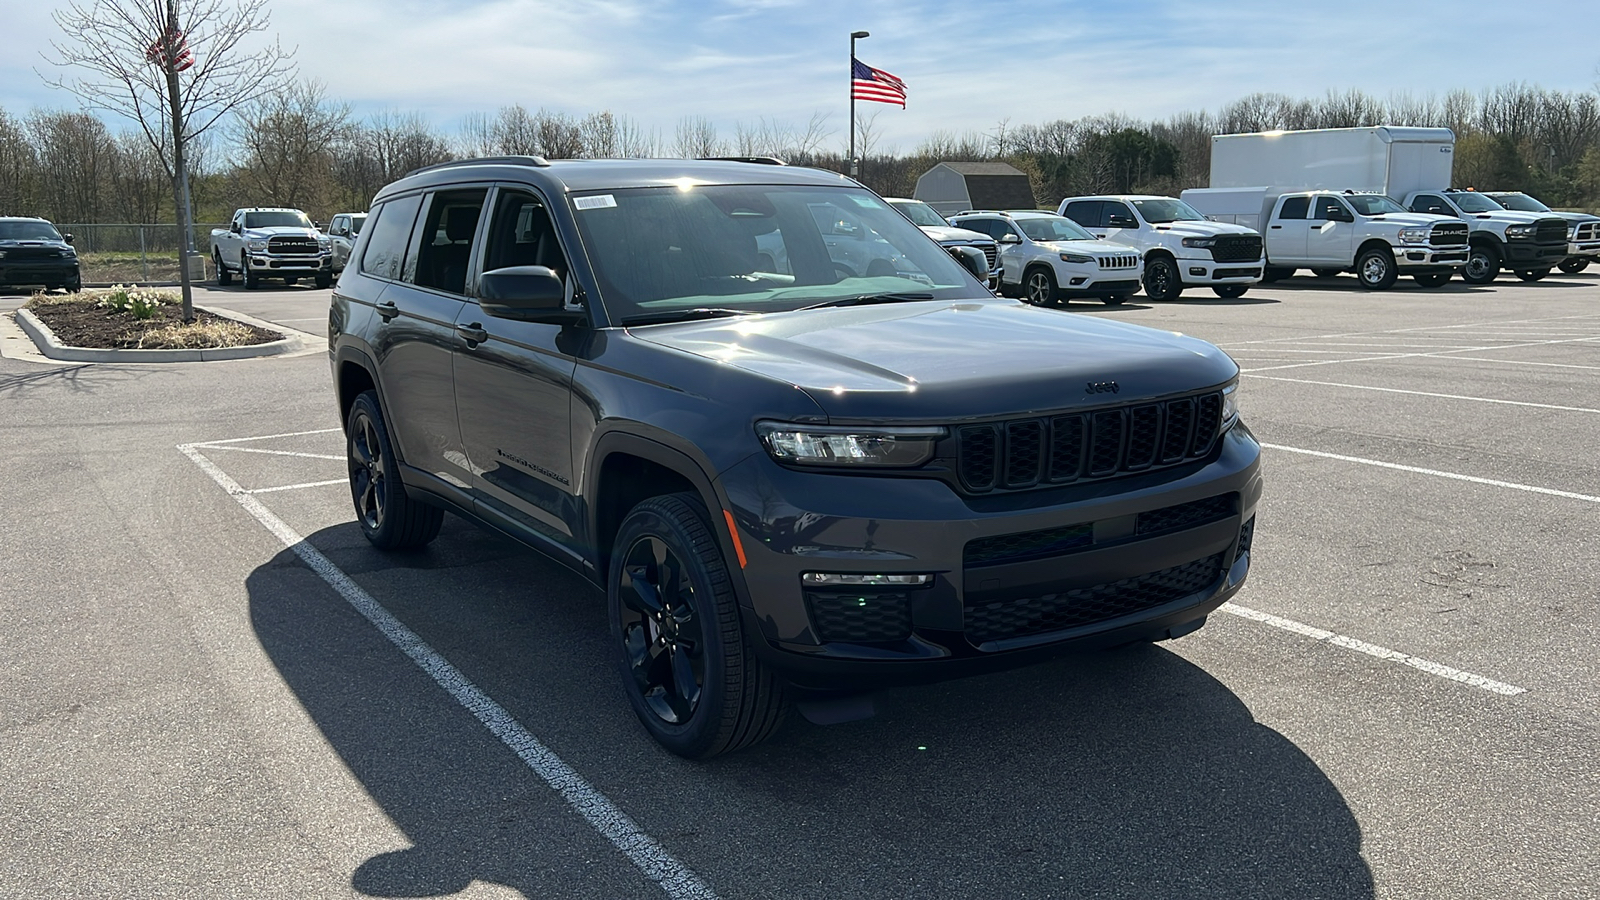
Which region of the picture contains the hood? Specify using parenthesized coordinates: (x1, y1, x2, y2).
(1362, 211, 1462, 228)
(1147, 220, 1258, 238)
(1543, 210, 1600, 224)
(628, 299, 1237, 420)
(919, 225, 993, 244)
(1458, 209, 1546, 224)
(242, 225, 319, 239)
(1042, 239, 1135, 255)
(0, 238, 72, 249)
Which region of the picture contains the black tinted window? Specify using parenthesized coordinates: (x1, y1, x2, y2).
(1278, 197, 1309, 220)
(1105, 202, 1137, 226)
(408, 189, 488, 295)
(1312, 196, 1348, 221)
(1411, 195, 1446, 214)
(482, 190, 567, 282)
(1062, 201, 1104, 228)
(359, 194, 422, 281)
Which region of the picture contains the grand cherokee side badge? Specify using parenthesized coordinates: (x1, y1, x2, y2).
(1086, 380, 1120, 394)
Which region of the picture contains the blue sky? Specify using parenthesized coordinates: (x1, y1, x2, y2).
(5, 0, 1598, 152)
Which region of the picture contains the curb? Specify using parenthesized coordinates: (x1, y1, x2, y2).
(14, 305, 302, 363)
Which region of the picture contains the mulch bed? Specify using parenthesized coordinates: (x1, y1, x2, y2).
(26, 297, 281, 350)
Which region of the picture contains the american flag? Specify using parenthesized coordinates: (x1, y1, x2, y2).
(145, 28, 195, 73)
(852, 57, 906, 108)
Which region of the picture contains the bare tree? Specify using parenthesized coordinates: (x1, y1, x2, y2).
(231, 80, 349, 214)
(0, 110, 36, 212)
(46, 0, 295, 319)
(673, 115, 724, 158)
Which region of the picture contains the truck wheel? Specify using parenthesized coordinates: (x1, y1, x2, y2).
(1356, 247, 1398, 290)
(1462, 245, 1500, 285)
(1260, 267, 1294, 283)
(214, 249, 232, 286)
(1142, 257, 1182, 301)
(242, 253, 260, 290)
(1312, 267, 1343, 279)
(345, 391, 443, 550)
(1413, 272, 1452, 288)
(1557, 258, 1589, 274)
(1515, 268, 1550, 282)
(1023, 267, 1058, 305)
(609, 493, 788, 758)
(315, 273, 333, 289)
(1212, 285, 1248, 299)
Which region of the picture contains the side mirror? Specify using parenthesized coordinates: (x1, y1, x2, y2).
(999, 232, 1022, 244)
(1327, 208, 1355, 223)
(478, 265, 581, 323)
(63, 233, 74, 245)
(1106, 215, 1137, 228)
(948, 245, 989, 282)
(231, 222, 241, 233)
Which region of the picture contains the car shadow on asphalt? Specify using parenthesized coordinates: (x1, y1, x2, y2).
(249, 521, 1373, 900)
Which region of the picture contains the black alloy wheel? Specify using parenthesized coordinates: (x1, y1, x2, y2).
(1356, 247, 1398, 290)
(608, 493, 787, 758)
(1461, 245, 1500, 285)
(1212, 285, 1249, 299)
(1515, 268, 1550, 282)
(1557, 257, 1589, 274)
(1142, 257, 1182, 301)
(1023, 267, 1058, 305)
(345, 391, 442, 550)
(1413, 272, 1452, 288)
(215, 249, 232, 286)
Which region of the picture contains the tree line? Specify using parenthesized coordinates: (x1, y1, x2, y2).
(5, 80, 1600, 226)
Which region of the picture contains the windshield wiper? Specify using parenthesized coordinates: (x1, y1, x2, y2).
(618, 307, 751, 326)
(794, 292, 935, 311)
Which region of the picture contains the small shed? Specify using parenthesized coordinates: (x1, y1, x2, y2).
(913, 161, 1036, 216)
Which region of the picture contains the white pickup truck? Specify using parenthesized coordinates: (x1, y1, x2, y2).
(210, 207, 334, 289)
(1057, 194, 1263, 300)
(1401, 189, 1569, 283)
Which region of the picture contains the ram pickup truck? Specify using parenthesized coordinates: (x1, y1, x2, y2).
(211, 207, 333, 289)
(1184, 189, 1466, 290)
(1480, 191, 1600, 274)
(884, 197, 1001, 291)
(1402, 189, 1568, 284)
(1059, 195, 1263, 300)
(326, 211, 367, 273)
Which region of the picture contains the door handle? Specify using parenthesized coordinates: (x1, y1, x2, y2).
(1270, 225, 1283, 229)
(375, 300, 399, 320)
(456, 322, 488, 347)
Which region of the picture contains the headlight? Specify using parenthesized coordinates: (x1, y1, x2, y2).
(1568, 225, 1578, 238)
(318, 238, 331, 249)
(1058, 253, 1093, 264)
(1505, 225, 1535, 239)
(247, 239, 268, 251)
(1397, 227, 1431, 244)
(0, 250, 8, 259)
(1222, 381, 1240, 427)
(1181, 237, 1216, 249)
(757, 422, 946, 467)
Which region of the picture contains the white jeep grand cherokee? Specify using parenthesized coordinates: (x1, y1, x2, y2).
(949, 210, 1142, 306)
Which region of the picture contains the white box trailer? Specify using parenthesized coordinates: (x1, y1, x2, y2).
(1207, 126, 1455, 199)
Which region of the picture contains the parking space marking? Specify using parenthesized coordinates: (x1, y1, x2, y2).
(1261, 442, 1600, 504)
(1240, 335, 1600, 373)
(178, 442, 719, 900)
(190, 428, 341, 446)
(1432, 355, 1600, 373)
(1244, 375, 1600, 414)
(248, 478, 348, 494)
(201, 446, 346, 461)
(1227, 312, 1600, 346)
(1219, 603, 1526, 695)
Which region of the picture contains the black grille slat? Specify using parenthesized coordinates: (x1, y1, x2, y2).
(268, 236, 319, 254)
(1135, 493, 1236, 536)
(1124, 405, 1161, 471)
(1236, 515, 1256, 561)
(958, 425, 998, 491)
(1004, 420, 1044, 487)
(1048, 415, 1086, 482)
(966, 523, 1093, 567)
(964, 552, 1226, 644)
(1191, 393, 1222, 456)
(1088, 410, 1125, 476)
(807, 591, 913, 643)
(1536, 218, 1568, 243)
(1160, 398, 1195, 463)
(1210, 234, 1263, 262)
(1429, 224, 1469, 246)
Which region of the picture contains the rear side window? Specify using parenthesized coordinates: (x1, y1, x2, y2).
(1278, 197, 1309, 220)
(360, 194, 422, 281)
(1062, 201, 1104, 228)
(407, 189, 489, 295)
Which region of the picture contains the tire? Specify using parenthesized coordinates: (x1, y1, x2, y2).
(242, 252, 260, 290)
(1101, 294, 1127, 306)
(345, 391, 443, 551)
(284, 276, 299, 286)
(1515, 268, 1550, 282)
(609, 493, 787, 759)
(1022, 266, 1058, 305)
(1212, 285, 1248, 299)
(1142, 256, 1182, 301)
(1461, 244, 1500, 285)
(215, 249, 232, 286)
(315, 273, 333, 289)
(1312, 267, 1343, 279)
(1261, 266, 1294, 283)
(1557, 257, 1590, 274)
(1355, 246, 1398, 290)
(1413, 272, 1452, 288)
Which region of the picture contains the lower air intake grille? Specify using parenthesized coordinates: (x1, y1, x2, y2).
(806, 590, 913, 643)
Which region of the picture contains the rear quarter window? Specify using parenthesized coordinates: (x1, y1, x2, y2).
(360, 194, 423, 281)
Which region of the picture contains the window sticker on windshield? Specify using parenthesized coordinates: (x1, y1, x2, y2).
(849, 195, 884, 209)
(574, 195, 617, 210)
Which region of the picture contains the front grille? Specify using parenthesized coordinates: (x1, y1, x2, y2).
(964, 493, 1237, 569)
(1097, 254, 1139, 269)
(964, 552, 1226, 644)
(1574, 222, 1600, 241)
(1536, 218, 1568, 244)
(806, 590, 913, 643)
(1236, 515, 1256, 560)
(978, 242, 998, 272)
(1429, 223, 1469, 246)
(1213, 267, 1261, 279)
(4, 247, 63, 260)
(1136, 493, 1236, 536)
(1210, 234, 1263, 262)
(268, 235, 319, 254)
(956, 391, 1225, 493)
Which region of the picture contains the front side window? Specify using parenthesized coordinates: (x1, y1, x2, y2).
(1489, 193, 1548, 213)
(1410, 195, 1448, 214)
(1345, 194, 1408, 216)
(1104, 202, 1139, 226)
(481, 190, 567, 284)
(1450, 192, 1502, 213)
(243, 210, 313, 229)
(359, 194, 422, 281)
(1312, 196, 1350, 221)
(407, 189, 488, 295)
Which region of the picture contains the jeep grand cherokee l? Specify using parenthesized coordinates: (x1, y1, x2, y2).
(329, 156, 1262, 758)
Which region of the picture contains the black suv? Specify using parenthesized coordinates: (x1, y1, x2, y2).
(0, 217, 81, 292)
(329, 157, 1262, 758)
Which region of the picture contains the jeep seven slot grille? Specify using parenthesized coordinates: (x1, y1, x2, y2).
(1210, 234, 1263, 262)
(955, 391, 1225, 493)
(1429, 223, 1469, 246)
(1097, 254, 1139, 269)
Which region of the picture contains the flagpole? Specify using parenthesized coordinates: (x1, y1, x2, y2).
(849, 30, 868, 178)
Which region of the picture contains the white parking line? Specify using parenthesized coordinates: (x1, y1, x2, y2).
(1432, 356, 1600, 373)
(1240, 335, 1600, 373)
(202, 446, 346, 461)
(1219, 603, 1526, 695)
(178, 443, 719, 900)
(248, 478, 348, 494)
(190, 428, 341, 446)
(1228, 312, 1600, 345)
(1244, 375, 1600, 414)
(1261, 442, 1600, 504)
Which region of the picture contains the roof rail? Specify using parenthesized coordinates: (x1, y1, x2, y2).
(698, 156, 787, 166)
(404, 155, 552, 178)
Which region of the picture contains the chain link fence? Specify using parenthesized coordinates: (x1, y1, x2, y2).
(58, 223, 227, 285)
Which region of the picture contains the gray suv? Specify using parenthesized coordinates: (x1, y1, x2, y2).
(329, 156, 1262, 758)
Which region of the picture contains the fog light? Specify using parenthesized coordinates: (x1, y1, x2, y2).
(1189, 266, 1206, 276)
(801, 572, 932, 586)
(1069, 276, 1087, 286)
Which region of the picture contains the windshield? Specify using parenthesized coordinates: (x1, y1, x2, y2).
(243, 210, 313, 229)
(349, 213, 367, 234)
(1016, 216, 1095, 243)
(1130, 198, 1205, 223)
(889, 199, 948, 228)
(1488, 193, 1549, 213)
(0, 221, 64, 241)
(1345, 194, 1408, 216)
(569, 184, 980, 322)
(1450, 193, 1503, 213)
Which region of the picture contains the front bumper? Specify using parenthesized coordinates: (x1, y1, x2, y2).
(719, 425, 1262, 689)
(0, 261, 79, 286)
(249, 252, 333, 273)
(1567, 240, 1600, 258)
(1503, 239, 1567, 266)
(1179, 256, 1263, 285)
(1395, 246, 1466, 269)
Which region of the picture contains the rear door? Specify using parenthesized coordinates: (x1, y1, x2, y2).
(1265, 195, 1311, 263)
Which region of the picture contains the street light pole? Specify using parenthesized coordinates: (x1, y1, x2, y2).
(849, 30, 868, 178)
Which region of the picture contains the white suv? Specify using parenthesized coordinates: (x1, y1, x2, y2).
(1058, 195, 1264, 301)
(949, 210, 1142, 305)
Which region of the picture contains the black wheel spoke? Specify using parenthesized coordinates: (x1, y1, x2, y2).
(666, 646, 700, 720)
(623, 566, 664, 615)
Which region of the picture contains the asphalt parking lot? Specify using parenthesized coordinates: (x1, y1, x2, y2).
(2, 274, 1597, 899)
